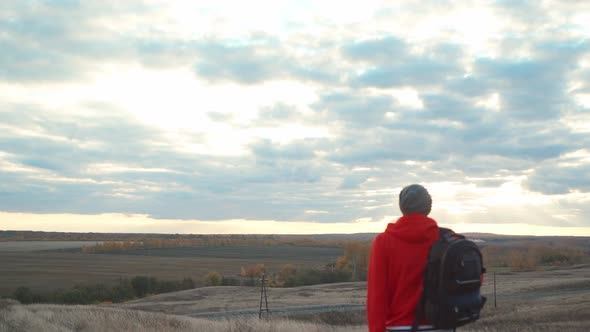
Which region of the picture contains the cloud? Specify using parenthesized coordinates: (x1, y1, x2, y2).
(1, 0, 590, 231)
(194, 39, 284, 84)
(525, 149, 590, 194)
(342, 36, 407, 63)
(0, 1, 199, 82)
(193, 38, 339, 84)
(342, 37, 463, 88)
(250, 139, 317, 160)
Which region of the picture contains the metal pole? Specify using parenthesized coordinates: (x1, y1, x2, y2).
(263, 276, 269, 318)
(259, 273, 270, 319)
(258, 274, 264, 319)
(493, 272, 497, 308)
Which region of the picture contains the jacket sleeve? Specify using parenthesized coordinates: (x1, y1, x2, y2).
(367, 235, 388, 332)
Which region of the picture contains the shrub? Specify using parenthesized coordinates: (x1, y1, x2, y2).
(13, 287, 34, 304)
(56, 288, 92, 304)
(111, 278, 135, 303)
(181, 277, 195, 290)
(8, 275, 197, 306)
(284, 269, 351, 287)
(509, 250, 537, 271)
(131, 276, 157, 297)
(157, 280, 182, 293)
(204, 271, 222, 286)
(221, 276, 240, 286)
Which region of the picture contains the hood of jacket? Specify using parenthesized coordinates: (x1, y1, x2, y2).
(385, 213, 439, 244)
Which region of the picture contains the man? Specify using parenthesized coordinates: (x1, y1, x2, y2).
(367, 184, 450, 332)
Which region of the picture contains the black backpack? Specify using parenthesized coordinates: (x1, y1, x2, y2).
(410, 228, 486, 332)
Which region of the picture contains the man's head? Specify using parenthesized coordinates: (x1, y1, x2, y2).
(399, 184, 432, 216)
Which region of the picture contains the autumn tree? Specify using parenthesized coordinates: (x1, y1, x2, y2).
(276, 264, 297, 286)
(204, 271, 222, 286)
(336, 241, 371, 280)
(509, 250, 537, 271)
(240, 263, 266, 285)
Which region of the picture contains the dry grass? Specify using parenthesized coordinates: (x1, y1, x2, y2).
(0, 299, 365, 332)
(119, 282, 366, 315)
(3, 292, 589, 332)
(120, 264, 590, 316)
(479, 264, 590, 296)
(119, 265, 590, 331)
(460, 292, 590, 332)
(2, 263, 589, 331)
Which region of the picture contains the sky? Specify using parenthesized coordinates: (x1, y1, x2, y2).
(1, 0, 590, 236)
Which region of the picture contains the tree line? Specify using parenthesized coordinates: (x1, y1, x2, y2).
(482, 245, 589, 271)
(83, 236, 347, 253)
(202, 241, 373, 288)
(11, 276, 195, 305)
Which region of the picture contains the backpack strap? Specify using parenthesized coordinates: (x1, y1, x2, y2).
(439, 227, 455, 240)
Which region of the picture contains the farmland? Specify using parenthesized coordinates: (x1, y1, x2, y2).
(2, 264, 589, 332)
(2, 230, 590, 299)
(96, 246, 342, 261)
(0, 241, 101, 252)
(0, 242, 342, 296)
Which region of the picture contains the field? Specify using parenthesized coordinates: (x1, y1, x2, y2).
(98, 246, 342, 260)
(117, 263, 590, 314)
(0, 241, 101, 252)
(119, 264, 590, 331)
(1, 233, 590, 331)
(0, 242, 342, 296)
(2, 264, 589, 331)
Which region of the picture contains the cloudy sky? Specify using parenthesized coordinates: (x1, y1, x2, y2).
(1, 0, 590, 235)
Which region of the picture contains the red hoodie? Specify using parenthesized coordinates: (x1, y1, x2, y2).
(367, 214, 440, 332)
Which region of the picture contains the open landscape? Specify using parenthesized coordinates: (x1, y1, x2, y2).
(1, 231, 590, 331)
(2, 231, 589, 297)
(0, 241, 342, 296)
(2, 264, 589, 331)
(3, 1, 590, 331)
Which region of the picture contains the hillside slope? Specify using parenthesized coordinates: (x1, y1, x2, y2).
(0, 299, 362, 332)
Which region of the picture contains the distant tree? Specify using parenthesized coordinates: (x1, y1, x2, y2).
(509, 250, 537, 271)
(181, 277, 195, 289)
(56, 288, 91, 304)
(277, 264, 297, 286)
(204, 271, 222, 286)
(240, 264, 266, 284)
(112, 278, 135, 302)
(131, 276, 156, 297)
(156, 280, 181, 293)
(13, 287, 34, 304)
(221, 276, 240, 286)
(336, 241, 371, 280)
(284, 268, 351, 287)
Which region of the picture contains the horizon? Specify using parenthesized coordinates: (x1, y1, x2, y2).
(3, 213, 590, 237)
(3, 227, 590, 238)
(2, 1, 590, 236)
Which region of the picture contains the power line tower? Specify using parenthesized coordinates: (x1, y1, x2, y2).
(258, 273, 270, 319)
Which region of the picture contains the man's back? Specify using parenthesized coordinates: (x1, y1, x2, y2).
(366, 184, 442, 332)
(367, 213, 439, 331)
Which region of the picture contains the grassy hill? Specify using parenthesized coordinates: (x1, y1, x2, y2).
(0, 299, 364, 332)
(2, 264, 589, 331)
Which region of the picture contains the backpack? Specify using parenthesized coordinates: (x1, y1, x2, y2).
(410, 228, 486, 332)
